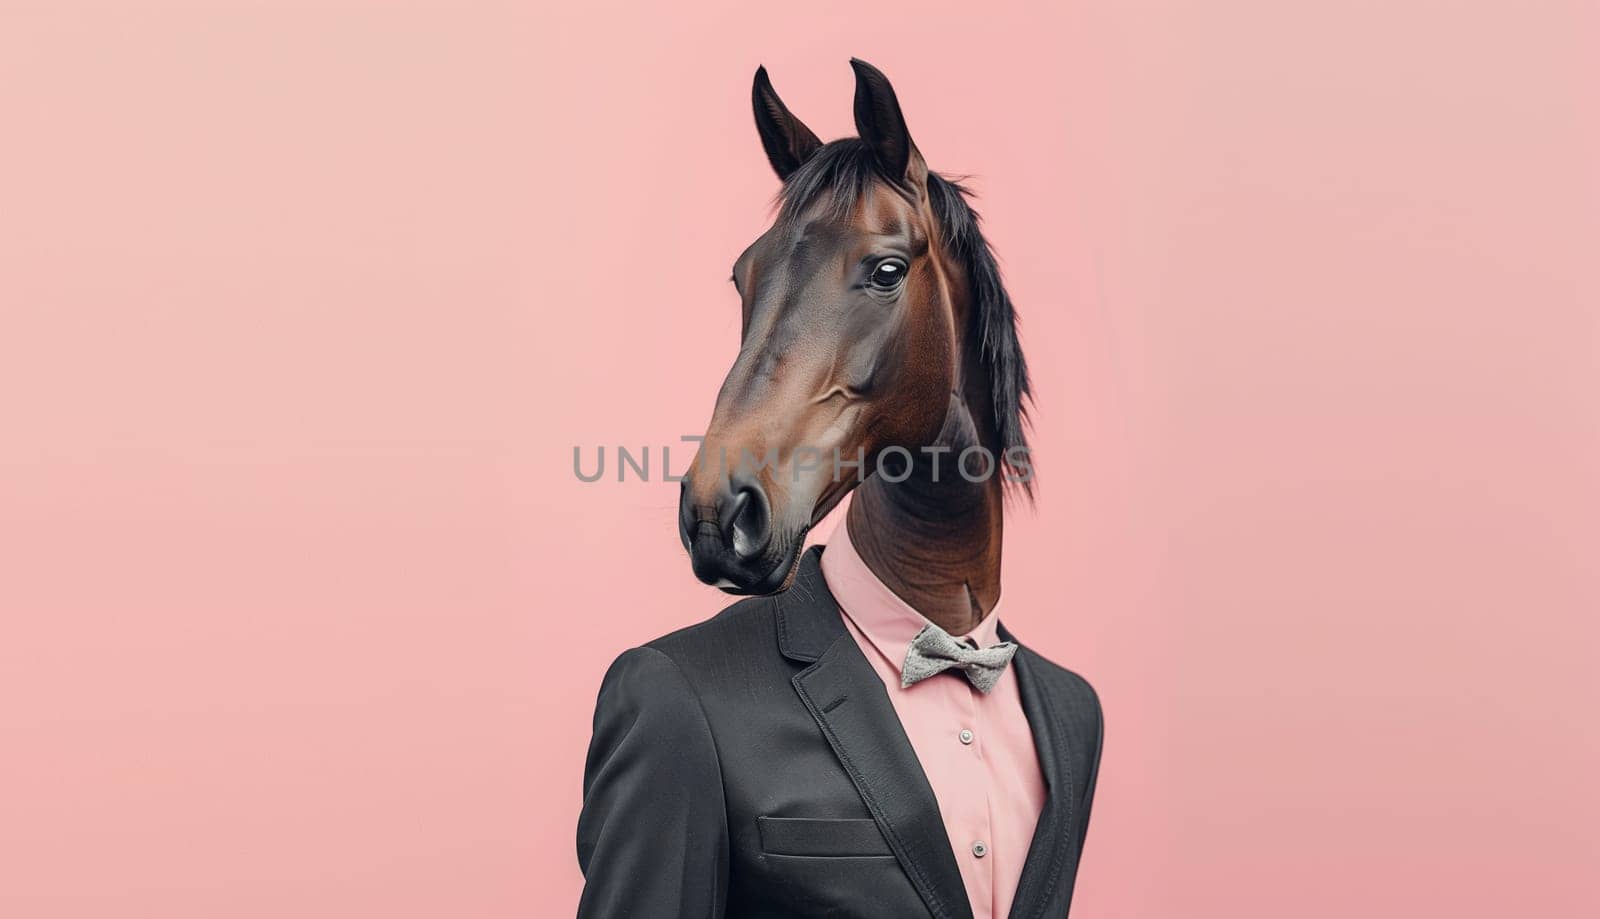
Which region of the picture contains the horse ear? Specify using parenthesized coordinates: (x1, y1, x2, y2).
(753, 66, 822, 181)
(849, 58, 927, 189)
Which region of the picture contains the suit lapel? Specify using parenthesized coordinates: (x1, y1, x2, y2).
(1003, 633, 1077, 919)
(778, 548, 974, 919)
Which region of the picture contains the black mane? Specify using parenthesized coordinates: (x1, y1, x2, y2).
(777, 139, 1034, 494)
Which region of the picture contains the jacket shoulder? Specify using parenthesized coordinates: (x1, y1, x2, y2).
(616, 594, 785, 694)
(588, 595, 780, 745)
(1017, 644, 1103, 729)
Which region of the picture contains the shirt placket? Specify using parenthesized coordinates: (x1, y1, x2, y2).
(953, 679, 994, 919)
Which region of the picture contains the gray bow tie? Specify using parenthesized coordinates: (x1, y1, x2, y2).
(901, 623, 1018, 694)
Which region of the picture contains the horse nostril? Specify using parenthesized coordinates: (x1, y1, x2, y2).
(724, 480, 771, 561)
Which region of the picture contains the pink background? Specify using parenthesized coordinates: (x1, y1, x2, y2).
(3, 2, 1598, 916)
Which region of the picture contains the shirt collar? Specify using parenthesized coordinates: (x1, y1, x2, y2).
(819, 519, 1003, 675)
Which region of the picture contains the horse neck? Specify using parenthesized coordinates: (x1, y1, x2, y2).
(844, 385, 1007, 637)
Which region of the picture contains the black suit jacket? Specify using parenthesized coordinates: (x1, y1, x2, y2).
(577, 547, 1103, 918)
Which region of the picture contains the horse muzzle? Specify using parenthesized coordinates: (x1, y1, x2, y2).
(678, 473, 796, 594)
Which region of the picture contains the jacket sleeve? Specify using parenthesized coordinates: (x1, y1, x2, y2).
(576, 646, 729, 918)
(1061, 672, 1105, 916)
(1075, 687, 1104, 853)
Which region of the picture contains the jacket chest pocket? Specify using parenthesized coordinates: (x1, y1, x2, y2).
(757, 816, 894, 858)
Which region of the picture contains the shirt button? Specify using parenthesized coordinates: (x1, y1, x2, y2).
(972, 841, 988, 858)
(958, 729, 974, 745)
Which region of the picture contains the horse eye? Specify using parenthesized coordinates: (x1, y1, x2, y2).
(869, 260, 907, 290)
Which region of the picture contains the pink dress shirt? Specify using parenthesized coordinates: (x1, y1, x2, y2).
(820, 523, 1048, 919)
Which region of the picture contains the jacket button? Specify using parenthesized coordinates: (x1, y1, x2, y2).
(959, 729, 974, 745)
(972, 841, 988, 858)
